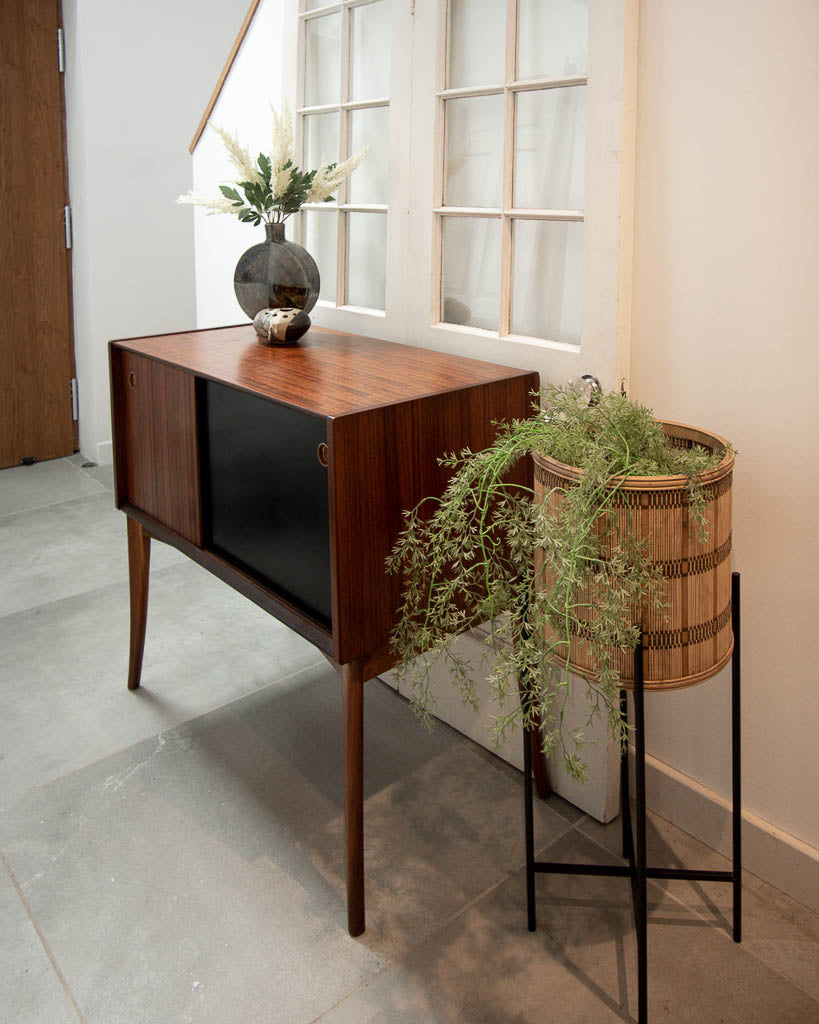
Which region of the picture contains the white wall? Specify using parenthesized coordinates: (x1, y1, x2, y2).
(630, 0, 819, 899)
(63, 0, 250, 463)
(191, 0, 297, 330)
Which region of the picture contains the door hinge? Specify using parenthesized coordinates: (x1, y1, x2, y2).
(57, 28, 65, 72)
(64, 205, 72, 250)
(409, 0, 415, 14)
(70, 378, 79, 420)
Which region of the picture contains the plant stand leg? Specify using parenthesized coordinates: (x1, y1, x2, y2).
(732, 571, 742, 942)
(529, 708, 552, 799)
(523, 722, 537, 931)
(620, 688, 634, 860)
(634, 640, 648, 1023)
(526, 627, 742, 1022)
(126, 517, 151, 691)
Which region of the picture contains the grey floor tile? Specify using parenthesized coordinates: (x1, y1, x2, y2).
(320, 828, 819, 1023)
(319, 833, 638, 1024)
(64, 455, 114, 491)
(0, 493, 184, 617)
(81, 463, 114, 491)
(416, 724, 588, 829)
(0, 856, 80, 1024)
(579, 809, 819, 1001)
(526, 829, 819, 1023)
(302, 740, 572, 962)
(0, 676, 487, 1024)
(0, 459, 106, 516)
(0, 560, 323, 800)
(318, 908, 630, 1024)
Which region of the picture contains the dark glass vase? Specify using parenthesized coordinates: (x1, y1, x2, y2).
(233, 222, 320, 320)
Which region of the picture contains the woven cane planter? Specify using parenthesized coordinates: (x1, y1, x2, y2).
(534, 421, 735, 691)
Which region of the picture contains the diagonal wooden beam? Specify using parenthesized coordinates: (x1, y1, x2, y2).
(188, 0, 263, 154)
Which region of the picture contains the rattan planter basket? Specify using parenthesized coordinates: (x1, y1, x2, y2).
(533, 421, 735, 691)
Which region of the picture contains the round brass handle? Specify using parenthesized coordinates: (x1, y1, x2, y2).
(128, 372, 136, 389)
(317, 442, 329, 467)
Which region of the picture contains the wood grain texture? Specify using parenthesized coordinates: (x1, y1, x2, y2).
(111, 327, 538, 663)
(112, 327, 539, 941)
(110, 349, 202, 545)
(111, 325, 536, 419)
(126, 516, 151, 690)
(329, 374, 538, 664)
(0, 0, 76, 468)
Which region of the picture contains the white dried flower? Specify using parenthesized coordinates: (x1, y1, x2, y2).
(210, 124, 262, 185)
(177, 106, 371, 225)
(176, 192, 241, 216)
(272, 165, 294, 202)
(270, 103, 294, 174)
(306, 144, 373, 203)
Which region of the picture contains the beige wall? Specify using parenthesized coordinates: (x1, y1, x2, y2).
(631, 0, 819, 854)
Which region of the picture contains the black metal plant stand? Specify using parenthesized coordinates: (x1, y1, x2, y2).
(523, 571, 742, 1024)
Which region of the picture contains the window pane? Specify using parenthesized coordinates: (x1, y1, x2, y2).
(445, 95, 504, 208)
(514, 86, 586, 210)
(351, 1, 391, 101)
(304, 112, 339, 174)
(518, 0, 588, 79)
(349, 107, 389, 204)
(347, 213, 387, 309)
(512, 220, 583, 344)
(442, 217, 501, 332)
(448, 0, 505, 88)
(304, 210, 337, 303)
(304, 14, 340, 107)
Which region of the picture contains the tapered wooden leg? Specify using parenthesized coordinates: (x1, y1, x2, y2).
(126, 517, 151, 691)
(343, 658, 365, 936)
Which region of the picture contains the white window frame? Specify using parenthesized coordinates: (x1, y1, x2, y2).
(294, 0, 637, 392)
(407, 0, 637, 392)
(432, 1, 586, 343)
(294, 0, 409, 340)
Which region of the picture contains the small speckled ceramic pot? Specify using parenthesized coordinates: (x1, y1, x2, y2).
(253, 307, 311, 345)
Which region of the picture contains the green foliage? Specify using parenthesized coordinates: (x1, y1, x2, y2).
(220, 157, 339, 226)
(387, 385, 731, 780)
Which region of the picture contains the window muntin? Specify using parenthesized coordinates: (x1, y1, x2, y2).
(436, 0, 588, 346)
(297, 0, 391, 314)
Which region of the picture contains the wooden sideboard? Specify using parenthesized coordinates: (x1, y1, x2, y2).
(109, 323, 540, 935)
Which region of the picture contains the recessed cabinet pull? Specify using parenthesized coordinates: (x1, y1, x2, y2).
(129, 372, 136, 389)
(317, 442, 329, 467)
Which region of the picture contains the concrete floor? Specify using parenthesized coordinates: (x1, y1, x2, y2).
(0, 457, 816, 1024)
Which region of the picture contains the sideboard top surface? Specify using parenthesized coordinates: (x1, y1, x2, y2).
(110, 325, 534, 418)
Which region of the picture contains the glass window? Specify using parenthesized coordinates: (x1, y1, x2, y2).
(436, 0, 588, 345)
(298, 1, 391, 311)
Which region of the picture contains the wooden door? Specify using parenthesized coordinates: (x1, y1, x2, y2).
(0, 0, 76, 468)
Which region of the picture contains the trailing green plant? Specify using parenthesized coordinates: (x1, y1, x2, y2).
(386, 384, 731, 781)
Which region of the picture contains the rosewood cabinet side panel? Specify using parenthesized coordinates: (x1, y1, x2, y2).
(329, 373, 539, 665)
(110, 347, 202, 545)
